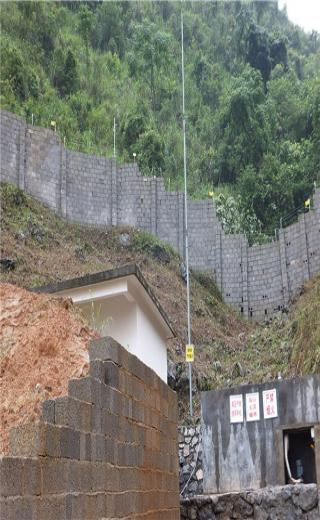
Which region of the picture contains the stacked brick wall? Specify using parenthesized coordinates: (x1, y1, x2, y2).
(0, 337, 180, 519)
(1, 109, 319, 320)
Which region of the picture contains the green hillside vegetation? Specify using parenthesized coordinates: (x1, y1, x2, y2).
(1, 182, 319, 419)
(1, 1, 319, 237)
(221, 276, 320, 387)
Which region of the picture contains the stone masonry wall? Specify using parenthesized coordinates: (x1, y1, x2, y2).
(180, 484, 320, 519)
(0, 337, 180, 519)
(1, 110, 319, 320)
(178, 426, 203, 498)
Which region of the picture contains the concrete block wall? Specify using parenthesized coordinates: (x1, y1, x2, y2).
(24, 125, 62, 212)
(117, 164, 152, 232)
(155, 185, 182, 253)
(247, 241, 284, 318)
(66, 152, 113, 225)
(188, 200, 217, 273)
(1, 109, 319, 320)
(0, 111, 22, 186)
(0, 337, 180, 520)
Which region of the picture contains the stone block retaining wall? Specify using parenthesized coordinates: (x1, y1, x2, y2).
(0, 337, 180, 519)
(1, 110, 319, 320)
(179, 426, 203, 497)
(180, 484, 320, 519)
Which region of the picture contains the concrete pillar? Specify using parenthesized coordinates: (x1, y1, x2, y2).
(279, 229, 290, 305)
(151, 177, 157, 235)
(275, 429, 286, 486)
(241, 236, 249, 317)
(60, 146, 67, 218)
(313, 187, 320, 211)
(315, 424, 320, 487)
(215, 232, 223, 292)
(178, 192, 185, 258)
(300, 213, 310, 281)
(18, 124, 27, 190)
(111, 158, 118, 226)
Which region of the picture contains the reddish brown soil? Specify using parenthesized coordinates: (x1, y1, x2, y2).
(0, 283, 98, 454)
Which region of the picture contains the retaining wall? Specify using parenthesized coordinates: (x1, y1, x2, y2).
(1, 109, 319, 319)
(180, 484, 320, 519)
(0, 337, 180, 519)
(178, 426, 203, 498)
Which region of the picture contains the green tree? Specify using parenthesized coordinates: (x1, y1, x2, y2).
(0, 38, 40, 101)
(134, 128, 165, 175)
(247, 23, 271, 87)
(53, 49, 78, 98)
(215, 67, 272, 183)
(91, 2, 124, 56)
(128, 21, 173, 110)
(78, 5, 94, 69)
(239, 140, 314, 231)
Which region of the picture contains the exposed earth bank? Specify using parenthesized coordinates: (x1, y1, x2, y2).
(0, 282, 98, 453)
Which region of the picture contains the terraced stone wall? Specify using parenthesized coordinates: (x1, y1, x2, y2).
(1, 110, 319, 320)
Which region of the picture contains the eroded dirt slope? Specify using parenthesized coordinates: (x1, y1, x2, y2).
(0, 282, 97, 453)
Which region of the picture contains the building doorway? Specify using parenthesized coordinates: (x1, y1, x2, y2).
(284, 428, 316, 484)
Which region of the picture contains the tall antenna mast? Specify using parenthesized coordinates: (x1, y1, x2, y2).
(181, 8, 193, 417)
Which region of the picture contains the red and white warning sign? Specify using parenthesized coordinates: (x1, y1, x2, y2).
(230, 394, 244, 423)
(246, 392, 260, 422)
(262, 388, 278, 419)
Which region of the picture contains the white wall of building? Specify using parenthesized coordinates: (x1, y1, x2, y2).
(136, 302, 168, 383)
(79, 296, 138, 353)
(54, 276, 170, 382)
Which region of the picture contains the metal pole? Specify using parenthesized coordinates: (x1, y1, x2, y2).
(113, 117, 116, 158)
(181, 8, 193, 418)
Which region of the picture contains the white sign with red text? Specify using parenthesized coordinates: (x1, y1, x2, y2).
(230, 394, 244, 423)
(262, 388, 278, 419)
(245, 392, 260, 422)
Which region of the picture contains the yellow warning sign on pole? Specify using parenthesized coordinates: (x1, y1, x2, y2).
(185, 344, 194, 362)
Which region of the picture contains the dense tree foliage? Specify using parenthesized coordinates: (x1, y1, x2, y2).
(0, 1, 319, 234)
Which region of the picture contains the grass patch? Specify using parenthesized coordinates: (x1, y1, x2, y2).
(131, 229, 177, 261)
(192, 270, 222, 303)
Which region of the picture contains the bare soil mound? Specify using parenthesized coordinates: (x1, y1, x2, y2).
(0, 283, 98, 454)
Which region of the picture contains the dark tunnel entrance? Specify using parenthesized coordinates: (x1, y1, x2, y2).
(284, 428, 316, 484)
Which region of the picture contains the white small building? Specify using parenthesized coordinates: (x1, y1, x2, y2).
(37, 264, 174, 382)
